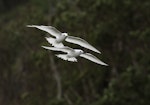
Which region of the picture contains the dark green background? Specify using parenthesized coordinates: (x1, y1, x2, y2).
(0, 0, 150, 105)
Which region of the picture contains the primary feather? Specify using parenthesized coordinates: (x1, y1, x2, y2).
(80, 53, 108, 66)
(41, 46, 74, 54)
(65, 36, 101, 54)
(27, 25, 61, 38)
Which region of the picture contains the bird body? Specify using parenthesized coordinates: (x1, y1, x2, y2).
(67, 49, 83, 58)
(56, 33, 67, 43)
(27, 25, 101, 53)
(45, 37, 64, 48)
(42, 46, 108, 66)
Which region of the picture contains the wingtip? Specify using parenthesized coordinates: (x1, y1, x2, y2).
(41, 46, 45, 48)
(26, 25, 37, 28)
(101, 62, 108, 66)
(94, 49, 101, 54)
(94, 61, 108, 66)
(45, 37, 49, 40)
(26, 25, 39, 27)
(41, 46, 47, 49)
(98, 61, 108, 66)
(26, 25, 33, 27)
(98, 51, 101, 54)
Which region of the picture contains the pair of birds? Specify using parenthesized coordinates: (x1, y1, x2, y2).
(27, 25, 108, 66)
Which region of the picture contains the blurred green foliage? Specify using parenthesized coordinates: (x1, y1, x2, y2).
(0, 0, 150, 105)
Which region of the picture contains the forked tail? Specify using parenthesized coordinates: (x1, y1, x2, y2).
(55, 54, 77, 62)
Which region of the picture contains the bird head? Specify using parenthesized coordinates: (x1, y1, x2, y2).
(75, 49, 84, 54)
(62, 33, 68, 37)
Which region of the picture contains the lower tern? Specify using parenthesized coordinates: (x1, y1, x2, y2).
(42, 46, 108, 66)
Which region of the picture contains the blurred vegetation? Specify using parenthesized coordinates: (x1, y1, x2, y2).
(0, 0, 150, 105)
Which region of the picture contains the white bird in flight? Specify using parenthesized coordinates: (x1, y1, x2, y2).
(42, 46, 108, 66)
(27, 25, 101, 54)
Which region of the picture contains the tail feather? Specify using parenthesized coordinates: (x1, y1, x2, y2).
(55, 54, 77, 62)
(46, 37, 64, 48)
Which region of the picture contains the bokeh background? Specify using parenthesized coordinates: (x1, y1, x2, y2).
(0, 0, 150, 105)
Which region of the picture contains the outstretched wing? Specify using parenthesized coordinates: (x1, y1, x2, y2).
(41, 46, 74, 54)
(80, 53, 108, 66)
(27, 25, 61, 38)
(65, 36, 101, 54)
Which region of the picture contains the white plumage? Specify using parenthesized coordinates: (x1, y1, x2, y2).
(45, 37, 64, 48)
(42, 46, 108, 66)
(56, 54, 77, 62)
(27, 25, 101, 54)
